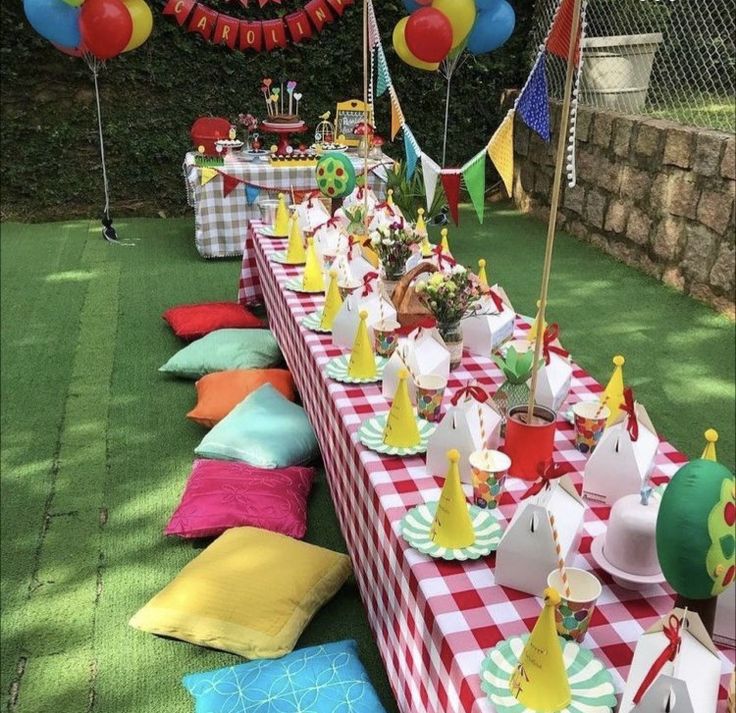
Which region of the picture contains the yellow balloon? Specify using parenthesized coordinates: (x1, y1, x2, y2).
(392, 17, 440, 72)
(123, 0, 153, 53)
(432, 0, 476, 49)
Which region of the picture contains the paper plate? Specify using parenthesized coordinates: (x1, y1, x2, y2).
(301, 311, 331, 334)
(284, 278, 325, 294)
(400, 502, 503, 561)
(480, 635, 617, 713)
(324, 354, 387, 384)
(271, 251, 305, 266)
(259, 226, 287, 238)
(590, 534, 666, 589)
(358, 414, 435, 456)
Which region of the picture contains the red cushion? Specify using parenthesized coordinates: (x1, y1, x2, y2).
(163, 302, 263, 341)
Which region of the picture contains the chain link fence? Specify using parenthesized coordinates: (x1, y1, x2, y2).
(531, 0, 735, 133)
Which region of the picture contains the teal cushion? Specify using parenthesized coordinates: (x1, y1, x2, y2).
(194, 384, 319, 468)
(159, 329, 281, 379)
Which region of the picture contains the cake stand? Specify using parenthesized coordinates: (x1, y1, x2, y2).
(260, 122, 308, 156)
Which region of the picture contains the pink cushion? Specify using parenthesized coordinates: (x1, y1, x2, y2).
(165, 459, 314, 539)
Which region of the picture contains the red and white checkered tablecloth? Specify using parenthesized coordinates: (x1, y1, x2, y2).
(247, 222, 735, 713)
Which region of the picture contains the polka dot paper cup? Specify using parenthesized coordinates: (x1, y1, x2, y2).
(415, 374, 447, 423)
(573, 400, 610, 454)
(547, 568, 602, 643)
(470, 449, 510, 510)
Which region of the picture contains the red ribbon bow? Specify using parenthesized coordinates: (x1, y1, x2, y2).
(315, 216, 340, 233)
(632, 614, 682, 704)
(433, 244, 457, 270)
(542, 324, 570, 365)
(375, 201, 395, 216)
(620, 386, 639, 442)
(356, 186, 365, 199)
(521, 459, 575, 499)
(361, 271, 379, 296)
(450, 384, 488, 406)
(488, 289, 505, 313)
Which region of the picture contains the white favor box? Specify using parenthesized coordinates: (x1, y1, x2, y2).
(342, 186, 378, 214)
(295, 196, 330, 233)
(583, 403, 659, 506)
(461, 286, 515, 356)
(530, 351, 573, 414)
(714, 589, 735, 649)
(313, 223, 347, 258)
(332, 293, 397, 350)
(495, 476, 586, 596)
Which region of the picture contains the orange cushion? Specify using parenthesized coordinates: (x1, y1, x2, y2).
(187, 369, 296, 427)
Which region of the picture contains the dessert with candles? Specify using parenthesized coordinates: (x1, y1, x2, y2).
(260, 79, 306, 131)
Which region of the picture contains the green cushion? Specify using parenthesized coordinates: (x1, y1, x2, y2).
(159, 329, 281, 379)
(194, 384, 319, 468)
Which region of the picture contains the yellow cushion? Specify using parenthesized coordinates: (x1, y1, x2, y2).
(128, 527, 351, 659)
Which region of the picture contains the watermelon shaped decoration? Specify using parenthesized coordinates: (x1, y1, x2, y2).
(316, 152, 356, 199)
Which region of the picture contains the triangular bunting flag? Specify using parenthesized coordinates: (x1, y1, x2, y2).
(200, 167, 217, 186)
(547, 0, 581, 65)
(390, 94, 402, 141)
(440, 171, 462, 226)
(245, 183, 260, 204)
(517, 54, 551, 142)
(222, 172, 240, 198)
(421, 154, 441, 212)
(462, 153, 486, 224)
(403, 127, 420, 180)
(375, 46, 390, 98)
(488, 110, 515, 196)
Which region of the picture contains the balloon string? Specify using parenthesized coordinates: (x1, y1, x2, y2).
(91, 60, 110, 219)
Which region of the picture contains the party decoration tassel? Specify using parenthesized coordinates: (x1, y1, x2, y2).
(510, 588, 572, 711)
(601, 355, 625, 427)
(274, 192, 290, 235)
(440, 228, 452, 257)
(383, 368, 421, 448)
(348, 310, 377, 379)
(320, 269, 342, 330)
(702, 428, 719, 461)
(477, 259, 488, 289)
(527, 300, 547, 344)
(429, 449, 476, 549)
(285, 213, 307, 264)
(302, 237, 325, 292)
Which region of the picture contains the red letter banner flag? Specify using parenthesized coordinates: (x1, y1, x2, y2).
(188, 4, 218, 39)
(262, 18, 287, 50)
(162, 0, 195, 25)
(285, 10, 312, 43)
(305, 0, 334, 31)
(325, 0, 354, 16)
(214, 14, 240, 48)
(239, 20, 263, 51)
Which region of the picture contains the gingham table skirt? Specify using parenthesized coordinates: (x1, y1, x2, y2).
(184, 152, 390, 259)
(250, 224, 734, 713)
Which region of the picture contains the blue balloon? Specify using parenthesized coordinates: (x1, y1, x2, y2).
(475, 0, 500, 8)
(23, 0, 80, 49)
(402, 0, 423, 12)
(467, 0, 515, 55)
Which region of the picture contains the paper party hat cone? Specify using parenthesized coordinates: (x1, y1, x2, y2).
(302, 237, 325, 292)
(429, 449, 476, 549)
(601, 355, 625, 427)
(440, 228, 452, 257)
(510, 587, 572, 711)
(274, 192, 290, 235)
(285, 213, 307, 264)
(477, 259, 488, 289)
(527, 300, 547, 343)
(320, 269, 342, 330)
(383, 368, 421, 448)
(702, 428, 718, 461)
(387, 188, 395, 207)
(416, 208, 427, 235)
(348, 310, 377, 379)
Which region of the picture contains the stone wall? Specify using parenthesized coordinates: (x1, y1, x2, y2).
(512, 103, 735, 317)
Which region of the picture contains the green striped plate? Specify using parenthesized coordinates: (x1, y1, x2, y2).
(400, 502, 504, 560)
(358, 414, 435, 456)
(301, 311, 331, 334)
(284, 277, 324, 294)
(325, 354, 387, 384)
(271, 251, 305, 266)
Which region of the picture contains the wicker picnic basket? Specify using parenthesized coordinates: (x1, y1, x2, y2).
(391, 262, 438, 330)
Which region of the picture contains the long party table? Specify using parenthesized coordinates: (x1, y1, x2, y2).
(248, 222, 735, 713)
(184, 151, 391, 259)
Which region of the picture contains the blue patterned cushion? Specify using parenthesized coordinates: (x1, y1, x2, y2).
(182, 640, 386, 712)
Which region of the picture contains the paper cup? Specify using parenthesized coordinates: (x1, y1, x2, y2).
(415, 374, 447, 423)
(572, 400, 610, 454)
(547, 568, 602, 643)
(470, 449, 511, 510)
(374, 319, 400, 358)
(338, 283, 360, 300)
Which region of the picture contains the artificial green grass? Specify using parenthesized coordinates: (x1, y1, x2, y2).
(1, 207, 733, 713)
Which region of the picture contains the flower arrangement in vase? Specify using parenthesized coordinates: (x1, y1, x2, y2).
(415, 266, 481, 368)
(370, 220, 423, 284)
(238, 113, 259, 149)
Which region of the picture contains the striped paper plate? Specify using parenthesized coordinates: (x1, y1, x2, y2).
(271, 251, 305, 266)
(284, 278, 324, 294)
(301, 311, 331, 334)
(324, 354, 387, 384)
(357, 414, 435, 456)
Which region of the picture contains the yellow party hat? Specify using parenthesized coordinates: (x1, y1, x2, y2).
(320, 269, 342, 330)
(274, 192, 290, 236)
(702, 428, 719, 461)
(387, 188, 395, 207)
(348, 310, 377, 379)
(285, 213, 306, 264)
(302, 237, 325, 292)
(601, 355, 625, 427)
(429, 449, 476, 549)
(383, 368, 421, 448)
(440, 228, 452, 257)
(528, 300, 547, 344)
(416, 208, 427, 235)
(510, 588, 571, 711)
(477, 259, 489, 289)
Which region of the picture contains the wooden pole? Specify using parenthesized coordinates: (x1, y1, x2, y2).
(526, 0, 583, 423)
(362, 0, 370, 234)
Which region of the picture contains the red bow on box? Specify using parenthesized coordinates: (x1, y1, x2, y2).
(451, 384, 488, 406)
(374, 201, 395, 216)
(620, 386, 639, 441)
(433, 244, 457, 270)
(632, 614, 682, 704)
(315, 215, 340, 232)
(542, 324, 570, 365)
(521, 458, 574, 499)
(488, 288, 505, 313)
(361, 271, 378, 296)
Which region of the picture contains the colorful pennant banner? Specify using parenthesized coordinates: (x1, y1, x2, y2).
(487, 110, 515, 197)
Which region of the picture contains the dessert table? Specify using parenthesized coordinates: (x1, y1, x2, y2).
(183, 151, 392, 259)
(248, 222, 735, 713)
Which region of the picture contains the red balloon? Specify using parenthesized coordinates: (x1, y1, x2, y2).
(405, 8, 453, 63)
(53, 42, 85, 58)
(80, 0, 133, 60)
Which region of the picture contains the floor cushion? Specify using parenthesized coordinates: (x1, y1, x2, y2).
(194, 384, 319, 468)
(165, 459, 314, 539)
(187, 369, 296, 428)
(163, 301, 262, 341)
(129, 527, 352, 659)
(159, 329, 281, 379)
(182, 640, 386, 712)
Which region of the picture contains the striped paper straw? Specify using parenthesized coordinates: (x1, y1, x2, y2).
(549, 513, 571, 598)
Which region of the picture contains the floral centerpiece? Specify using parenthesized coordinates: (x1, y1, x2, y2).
(369, 219, 423, 282)
(238, 113, 260, 149)
(416, 265, 482, 368)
